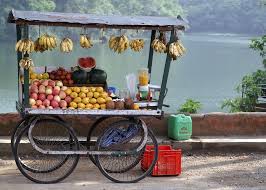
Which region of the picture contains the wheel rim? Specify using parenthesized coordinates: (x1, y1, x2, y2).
(13, 117, 80, 184)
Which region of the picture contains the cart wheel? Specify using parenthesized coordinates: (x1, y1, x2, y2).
(95, 120, 158, 183)
(87, 116, 127, 165)
(11, 115, 69, 174)
(13, 117, 80, 184)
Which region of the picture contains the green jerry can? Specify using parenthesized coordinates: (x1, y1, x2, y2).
(168, 114, 192, 140)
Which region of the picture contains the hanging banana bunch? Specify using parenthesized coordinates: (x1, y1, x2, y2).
(129, 39, 145, 52)
(80, 35, 93, 48)
(60, 38, 73, 53)
(19, 57, 34, 69)
(108, 35, 129, 53)
(15, 39, 35, 55)
(151, 32, 167, 53)
(168, 40, 186, 60)
(34, 34, 57, 52)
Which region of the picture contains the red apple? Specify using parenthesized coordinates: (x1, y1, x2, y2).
(30, 93, 38, 100)
(29, 98, 36, 106)
(53, 95, 61, 102)
(42, 80, 49, 87)
(48, 80, 56, 87)
(51, 100, 59, 108)
(32, 80, 41, 87)
(52, 88, 60, 96)
(30, 85, 39, 94)
(47, 106, 53, 109)
(54, 86, 60, 91)
(61, 86, 68, 91)
(65, 96, 72, 104)
(59, 100, 67, 109)
(31, 105, 38, 109)
(66, 73, 71, 80)
(47, 94, 54, 101)
(46, 88, 53, 95)
(36, 100, 43, 106)
(63, 79, 68, 85)
(39, 85, 46, 94)
(68, 80, 74, 85)
(57, 70, 62, 76)
(50, 74, 55, 80)
(38, 93, 46, 101)
(56, 81, 63, 87)
(63, 71, 68, 75)
(59, 91, 66, 99)
(43, 99, 50, 107)
(39, 105, 46, 109)
(60, 75, 66, 80)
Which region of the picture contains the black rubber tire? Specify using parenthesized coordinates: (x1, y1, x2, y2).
(11, 116, 70, 174)
(95, 122, 158, 183)
(13, 117, 80, 184)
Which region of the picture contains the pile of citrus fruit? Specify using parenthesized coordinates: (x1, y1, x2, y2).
(65, 86, 112, 109)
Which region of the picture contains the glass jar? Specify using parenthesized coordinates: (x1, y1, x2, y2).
(138, 68, 149, 86)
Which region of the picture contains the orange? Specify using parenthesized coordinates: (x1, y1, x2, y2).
(101, 92, 108, 99)
(81, 87, 89, 93)
(79, 92, 86, 98)
(78, 102, 86, 109)
(74, 97, 82, 103)
(105, 97, 112, 102)
(70, 92, 78, 99)
(87, 92, 94, 98)
(82, 97, 90, 104)
(96, 87, 104, 93)
(65, 88, 72, 95)
(73, 87, 81, 93)
(90, 98, 97, 104)
(93, 103, 100, 109)
(97, 97, 106, 104)
(93, 92, 100, 98)
(100, 104, 106, 110)
(69, 102, 77, 109)
(85, 103, 93, 109)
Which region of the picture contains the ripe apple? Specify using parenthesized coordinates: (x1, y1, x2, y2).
(54, 86, 60, 91)
(31, 105, 38, 109)
(68, 80, 74, 85)
(59, 100, 67, 109)
(49, 74, 55, 80)
(46, 88, 53, 95)
(39, 85, 46, 94)
(48, 80, 56, 87)
(63, 79, 68, 85)
(43, 99, 50, 107)
(66, 73, 71, 80)
(47, 106, 53, 109)
(56, 81, 63, 87)
(51, 100, 59, 108)
(53, 95, 61, 102)
(42, 80, 49, 87)
(39, 105, 46, 109)
(29, 98, 36, 106)
(38, 93, 46, 101)
(59, 91, 66, 99)
(47, 94, 54, 101)
(30, 93, 38, 100)
(65, 96, 72, 104)
(36, 100, 43, 106)
(60, 75, 66, 80)
(32, 80, 41, 87)
(61, 86, 68, 91)
(52, 88, 60, 96)
(30, 85, 39, 94)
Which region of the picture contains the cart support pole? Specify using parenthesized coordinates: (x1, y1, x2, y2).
(22, 25, 30, 108)
(158, 29, 175, 109)
(16, 25, 22, 104)
(147, 30, 156, 75)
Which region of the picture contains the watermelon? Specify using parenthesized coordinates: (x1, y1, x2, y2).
(78, 57, 96, 70)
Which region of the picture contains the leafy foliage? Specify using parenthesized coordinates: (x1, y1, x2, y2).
(178, 99, 202, 114)
(222, 37, 266, 112)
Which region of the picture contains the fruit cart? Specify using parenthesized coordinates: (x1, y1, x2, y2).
(8, 9, 186, 184)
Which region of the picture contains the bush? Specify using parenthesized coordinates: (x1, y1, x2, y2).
(178, 99, 202, 114)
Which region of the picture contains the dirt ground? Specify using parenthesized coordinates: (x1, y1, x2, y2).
(0, 151, 266, 190)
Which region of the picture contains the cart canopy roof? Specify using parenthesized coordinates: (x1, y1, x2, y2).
(8, 9, 187, 31)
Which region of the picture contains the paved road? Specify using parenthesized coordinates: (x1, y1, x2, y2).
(0, 151, 266, 190)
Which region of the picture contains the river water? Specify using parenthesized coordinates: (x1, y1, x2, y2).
(0, 33, 262, 113)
